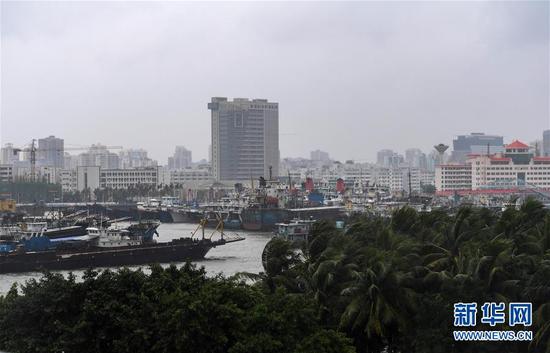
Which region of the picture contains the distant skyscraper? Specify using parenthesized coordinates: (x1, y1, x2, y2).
(543, 130, 550, 157)
(376, 149, 403, 168)
(450, 133, 504, 163)
(38, 135, 64, 168)
(168, 146, 192, 170)
(77, 144, 119, 169)
(208, 97, 279, 181)
(1, 143, 19, 165)
(310, 150, 330, 162)
(120, 149, 156, 169)
(405, 148, 423, 168)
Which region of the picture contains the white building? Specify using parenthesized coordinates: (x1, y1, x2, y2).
(76, 166, 101, 191)
(0, 165, 14, 183)
(435, 164, 472, 191)
(436, 140, 550, 192)
(59, 169, 77, 192)
(371, 166, 422, 194)
(100, 168, 159, 190)
(169, 168, 213, 187)
(1, 144, 19, 165)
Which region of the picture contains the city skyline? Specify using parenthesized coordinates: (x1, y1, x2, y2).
(1, 1, 548, 162)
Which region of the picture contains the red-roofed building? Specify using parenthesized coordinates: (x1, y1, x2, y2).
(504, 140, 532, 165)
(436, 139, 550, 193)
(505, 140, 529, 150)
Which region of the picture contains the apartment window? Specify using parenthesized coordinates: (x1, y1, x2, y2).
(234, 112, 244, 128)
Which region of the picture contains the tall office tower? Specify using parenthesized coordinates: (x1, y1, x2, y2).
(450, 132, 504, 163)
(208, 97, 279, 182)
(543, 130, 550, 157)
(167, 146, 192, 170)
(38, 135, 64, 168)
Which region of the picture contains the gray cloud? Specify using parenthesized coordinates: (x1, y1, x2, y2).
(1, 1, 548, 162)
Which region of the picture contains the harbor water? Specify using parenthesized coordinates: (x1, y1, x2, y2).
(0, 222, 272, 295)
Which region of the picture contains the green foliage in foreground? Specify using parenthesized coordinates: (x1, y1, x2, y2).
(0, 264, 353, 353)
(1, 198, 550, 353)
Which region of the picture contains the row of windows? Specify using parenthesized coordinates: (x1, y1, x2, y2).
(250, 104, 277, 109)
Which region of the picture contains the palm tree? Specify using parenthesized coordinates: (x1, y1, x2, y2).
(339, 260, 415, 353)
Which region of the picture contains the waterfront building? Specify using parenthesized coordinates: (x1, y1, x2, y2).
(167, 146, 192, 170)
(450, 133, 504, 163)
(208, 97, 279, 182)
(436, 140, 550, 193)
(169, 168, 213, 187)
(76, 166, 161, 192)
(37, 135, 64, 168)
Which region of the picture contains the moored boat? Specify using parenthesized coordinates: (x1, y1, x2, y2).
(0, 218, 244, 274)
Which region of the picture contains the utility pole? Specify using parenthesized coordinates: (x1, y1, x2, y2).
(30, 139, 36, 182)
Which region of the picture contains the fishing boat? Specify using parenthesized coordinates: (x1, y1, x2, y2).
(0, 218, 244, 274)
(274, 219, 316, 243)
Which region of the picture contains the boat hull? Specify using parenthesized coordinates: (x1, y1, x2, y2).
(241, 208, 287, 231)
(169, 209, 191, 223)
(0, 239, 220, 274)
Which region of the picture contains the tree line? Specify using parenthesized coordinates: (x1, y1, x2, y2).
(1, 198, 549, 352)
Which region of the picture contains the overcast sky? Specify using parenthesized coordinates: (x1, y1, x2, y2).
(1, 1, 548, 163)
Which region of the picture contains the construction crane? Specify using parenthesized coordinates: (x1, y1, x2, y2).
(12, 141, 123, 182)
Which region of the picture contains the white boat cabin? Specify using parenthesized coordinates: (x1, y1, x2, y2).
(87, 227, 142, 248)
(275, 219, 316, 242)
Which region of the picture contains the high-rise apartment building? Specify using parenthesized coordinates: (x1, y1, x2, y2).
(208, 97, 279, 181)
(38, 135, 64, 168)
(167, 146, 192, 170)
(376, 149, 403, 168)
(1, 143, 19, 165)
(120, 149, 156, 169)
